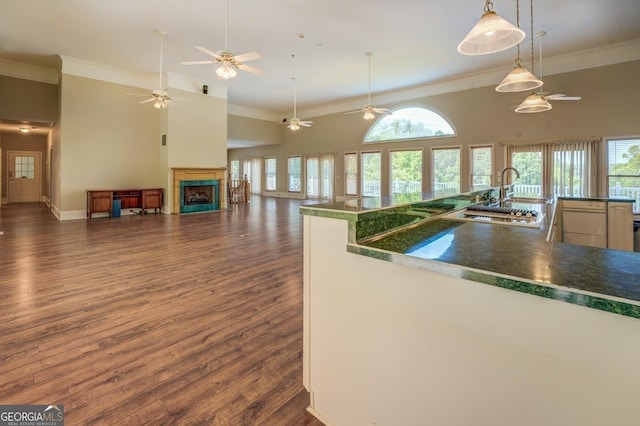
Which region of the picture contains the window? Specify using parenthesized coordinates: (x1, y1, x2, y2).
(344, 152, 358, 196)
(248, 158, 261, 194)
(470, 146, 493, 190)
(288, 156, 301, 192)
(229, 160, 240, 181)
(364, 107, 455, 143)
(507, 139, 597, 199)
(306, 154, 335, 200)
(264, 158, 276, 192)
(432, 147, 460, 195)
(306, 157, 319, 197)
(361, 152, 381, 196)
(15, 156, 35, 179)
(510, 148, 542, 197)
(390, 150, 422, 195)
(607, 138, 640, 213)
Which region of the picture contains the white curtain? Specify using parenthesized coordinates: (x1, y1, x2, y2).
(320, 153, 335, 200)
(305, 153, 334, 200)
(249, 158, 262, 194)
(507, 139, 599, 197)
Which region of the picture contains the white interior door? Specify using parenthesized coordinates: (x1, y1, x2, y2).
(8, 151, 41, 203)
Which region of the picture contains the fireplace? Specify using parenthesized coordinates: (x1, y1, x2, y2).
(179, 180, 219, 213)
(172, 167, 226, 214)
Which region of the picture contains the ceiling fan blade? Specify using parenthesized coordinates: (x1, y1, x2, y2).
(234, 51, 262, 62)
(126, 92, 151, 97)
(195, 46, 222, 60)
(300, 121, 313, 126)
(344, 110, 363, 115)
(181, 60, 215, 66)
(138, 98, 155, 104)
(373, 108, 390, 114)
(550, 96, 582, 101)
(237, 63, 264, 75)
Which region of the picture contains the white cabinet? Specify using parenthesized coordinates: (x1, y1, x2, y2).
(608, 202, 634, 251)
(562, 200, 607, 248)
(557, 199, 634, 251)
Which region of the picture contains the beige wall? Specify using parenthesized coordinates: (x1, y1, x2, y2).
(0, 74, 58, 123)
(165, 87, 227, 211)
(228, 114, 282, 147)
(58, 74, 163, 216)
(58, 76, 229, 217)
(228, 60, 640, 198)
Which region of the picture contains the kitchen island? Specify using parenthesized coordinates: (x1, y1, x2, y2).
(300, 190, 640, 426)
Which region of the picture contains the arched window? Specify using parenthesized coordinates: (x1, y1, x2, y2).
(364, 107, 456, 143)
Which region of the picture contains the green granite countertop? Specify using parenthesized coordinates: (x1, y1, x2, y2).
(301, 192, 640, 319)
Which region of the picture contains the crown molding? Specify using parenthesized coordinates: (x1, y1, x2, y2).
(0, 58, 59, 84)
(59, 56, 227, 98)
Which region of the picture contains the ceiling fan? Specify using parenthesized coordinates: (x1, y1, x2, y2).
(279, 78, 312, 131)
(127, 30, 173, 108)
(345, 52, 390, 120)
(181, 0, 263, 79)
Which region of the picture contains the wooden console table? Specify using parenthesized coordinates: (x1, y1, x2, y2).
(86, 188, 163, 219)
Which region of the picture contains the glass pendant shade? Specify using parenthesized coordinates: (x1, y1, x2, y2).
(515, 93, 552, 113)
(457, 11, 526, 55)
(216, 62, 237, 79)
(288, 122, 300, 131)
(496, 65, 543, 92)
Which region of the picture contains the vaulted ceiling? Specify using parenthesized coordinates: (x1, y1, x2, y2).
(1, 0, 640, 117)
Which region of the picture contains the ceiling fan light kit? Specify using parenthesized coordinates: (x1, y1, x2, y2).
(216, 61, 238, 79)
(457, 0, 525, 55)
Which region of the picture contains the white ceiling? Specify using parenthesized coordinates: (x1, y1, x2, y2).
(1, 0, 640, 120)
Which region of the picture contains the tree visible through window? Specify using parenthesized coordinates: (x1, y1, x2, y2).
(365, 107, 455, 143)
(432, 147, 460, 195)
(470, 146, 492, 189)
(361, 152, 381, 196)
(390, 150, 422, 194)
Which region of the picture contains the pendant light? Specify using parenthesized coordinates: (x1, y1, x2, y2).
(515, 0, 551, 113)
(457, 0, 525, 56)
(495, 0, 543, 92)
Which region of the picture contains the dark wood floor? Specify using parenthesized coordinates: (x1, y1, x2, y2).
(0, 198, 324, 425)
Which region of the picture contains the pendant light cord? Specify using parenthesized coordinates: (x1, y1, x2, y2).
(514, 0, 521, 67)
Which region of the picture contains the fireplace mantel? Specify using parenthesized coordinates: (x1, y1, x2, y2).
(172, 168, 226, 214)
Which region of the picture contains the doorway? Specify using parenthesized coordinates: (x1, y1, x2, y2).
(8, 150, 42, 203)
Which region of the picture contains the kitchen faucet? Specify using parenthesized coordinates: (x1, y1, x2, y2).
(500, 167, 520, 200)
